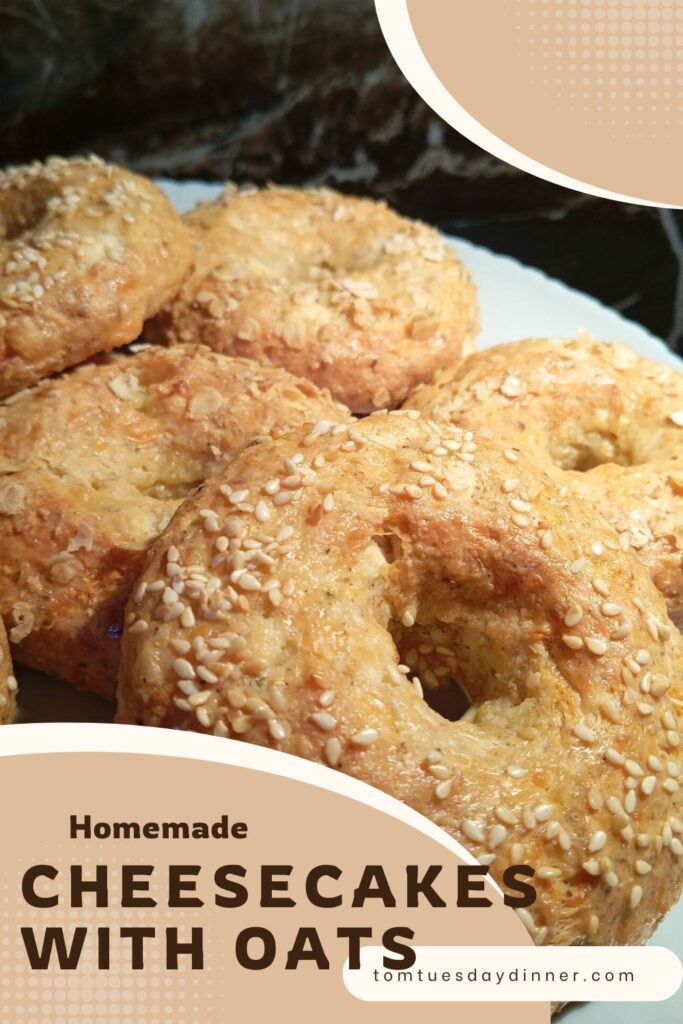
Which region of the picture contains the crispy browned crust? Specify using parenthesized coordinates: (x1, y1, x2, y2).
(0, 344, 348, 698)
(0, 156, 194, 399)
(145, 184, 479, 413)
(0, 616, 17, 724)
(405, 336, 683, 617)
(119, 410, 683, 951)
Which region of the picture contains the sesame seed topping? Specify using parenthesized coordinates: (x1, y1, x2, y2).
(585, 637, 608, 656)
(488, 825, 508, 850)
(350, 728, 379, 748)
(534, 803, 554, 822)
(564, 606, 583, 628)
(310, 712, 337, 732)
(324, 737, 342, 767)
(629, 885, 643, 909)
(434, 779, 452, 800)
(462, 819, 485, 844)
(588, 830, 607, 853)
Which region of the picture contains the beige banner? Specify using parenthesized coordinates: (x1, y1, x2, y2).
(0, 752, 549, 1024)
(406, 0, 683, 206)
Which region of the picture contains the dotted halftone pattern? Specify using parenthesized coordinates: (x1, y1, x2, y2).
(507, 0, 683, 139)
(0, 846, 219, 1024)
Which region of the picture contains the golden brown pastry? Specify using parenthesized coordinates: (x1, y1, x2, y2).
(0, 156, 193, 398)
(0, 616, 17, 724)
(119, 410, 683, 950)
(0, 344, 347, 698)
(146, 184, 479, 413)
(406, 336, 683, 619)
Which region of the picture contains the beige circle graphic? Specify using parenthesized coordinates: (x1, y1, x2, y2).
(0, 751, 547, 1024)
(380, 0, 683, 207)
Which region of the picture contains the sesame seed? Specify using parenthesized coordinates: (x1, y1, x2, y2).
(228, 489, 248, 505)
(173, 658, 195, 679)
(324, 737, 342, 767)
(237, 573, 261, 592)
(585, 637, 607, 656)
(601, 603, 621, 617)
(496, 805, 519, 826)
(536, 866, 561, 879)
(564, 606, 583, 627)
(488, 825, 507, 850)
(582, 860, 601, 876)
(573, 722, 596, 743)
(625, 759, 644, 778)
(350, 728, 379, 748)
(255, 500, 270, 522)
(624, 790, 637, 814)
(507, 766, 529, 779)
(629, 885, 643, 909)
(588, 787, 604, 810)
(663, 778, 680, 793)
(667, 731, 681, 748)
(522, 809, 537, 829)
(273, 491, 293, 506)
(310, 712, 337, 732)
(177, 678, 198, 697)
(570, 558, 585, 574)
(196, 665, 218, 684)
(434, 779, 452, 800)
(562, 634, 584, 650)
(588, 831, 607, 853)
(428, 763, 450, 780)
(534, 803, 554, 822)
(268, 719, 286, 741)
(600, 698, 621, 723)
(641, 776, 657, 796)
(612, 621, 633, 639)
(540, 530, 553, 549)
(604, 872, 618, 889)
(462, 819, 485, 844)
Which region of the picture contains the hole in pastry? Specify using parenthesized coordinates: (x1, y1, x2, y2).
(392, 625, 473, 723)
(372, 532, 404, 564)
(550, 432, 633, 472)
(420, 676, 472, 722)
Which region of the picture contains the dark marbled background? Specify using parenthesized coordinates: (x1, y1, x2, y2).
(0, 0, 681, 349)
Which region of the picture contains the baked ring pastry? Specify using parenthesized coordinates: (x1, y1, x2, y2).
(0, 343, 347, 699)
(119, 410, 683, 950)
(0, 616, 17, 724)
(0, 155, 193, 399)
(145, 184, 479, 413)
(405, 336, 683, 620)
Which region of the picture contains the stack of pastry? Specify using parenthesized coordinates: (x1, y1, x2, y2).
(1, 156, 681, 968)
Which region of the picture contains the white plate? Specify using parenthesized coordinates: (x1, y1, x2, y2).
(14, 180, 683, 1021)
